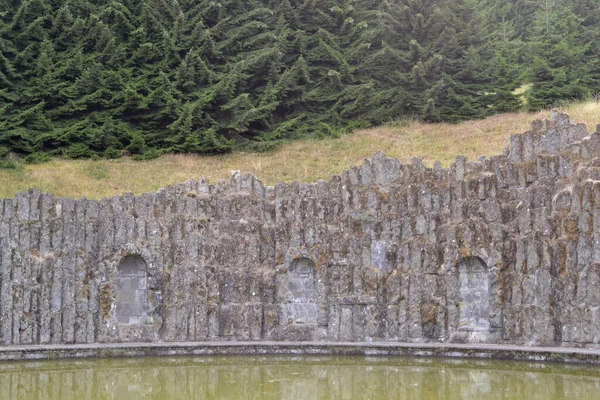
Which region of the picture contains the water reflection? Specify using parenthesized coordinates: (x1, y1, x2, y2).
(0, 356, 599, 399)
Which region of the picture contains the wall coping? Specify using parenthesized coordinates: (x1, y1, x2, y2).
(2, 341, 600, 365)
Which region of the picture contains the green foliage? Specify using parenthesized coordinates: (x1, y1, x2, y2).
(65, 143, 92, 159)
(0, 0, 598, 161)
(523, 1, 596, 110)
(0, 159, 23, 170)
(24, 151, 51, 164)
(103, 147, 121, 159)
(132, 148, 164, 160)
(126, 132, 146, 155)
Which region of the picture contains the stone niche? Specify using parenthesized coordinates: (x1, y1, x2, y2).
(116, 255, 149, 325)
(280, 258, 318, 329)
(456, 257, 491, 342)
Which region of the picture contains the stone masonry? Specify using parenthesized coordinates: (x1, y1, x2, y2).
(1, 111, 600, 347)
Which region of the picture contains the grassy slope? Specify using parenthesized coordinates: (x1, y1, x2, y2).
(1, 101, 599, 199)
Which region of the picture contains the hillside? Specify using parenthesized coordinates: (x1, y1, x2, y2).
(1, 1, 599, 161)
(1, 101, 598, 199)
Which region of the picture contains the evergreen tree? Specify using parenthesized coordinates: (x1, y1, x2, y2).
(0, 0, 599, 161)
(526, 1, 594, 109)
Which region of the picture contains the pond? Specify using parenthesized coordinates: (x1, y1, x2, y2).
(0, 356, 599, 399)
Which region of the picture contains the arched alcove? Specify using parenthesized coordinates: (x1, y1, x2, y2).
(116, 255, 148, 324)
(285, 258, 317, 325)
(458, 257, 490, 332)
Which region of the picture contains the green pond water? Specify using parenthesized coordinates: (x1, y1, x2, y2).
(0, 356, 599, 400)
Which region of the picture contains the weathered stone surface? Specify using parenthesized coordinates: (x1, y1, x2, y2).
(1, 112, 600, 348)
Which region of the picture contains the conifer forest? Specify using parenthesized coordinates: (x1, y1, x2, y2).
(1, 0, 599, 161)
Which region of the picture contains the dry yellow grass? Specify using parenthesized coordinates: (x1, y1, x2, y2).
(1, 101, 599, 199)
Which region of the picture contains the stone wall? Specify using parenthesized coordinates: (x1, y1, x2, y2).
(1, 111, 600, 347)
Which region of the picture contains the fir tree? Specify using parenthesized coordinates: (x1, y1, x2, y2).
(0, 0, 599, 161)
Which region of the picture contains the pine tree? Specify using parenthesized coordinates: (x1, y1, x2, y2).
(526, 1, 593, 109)
(1, 0, 599, 161)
